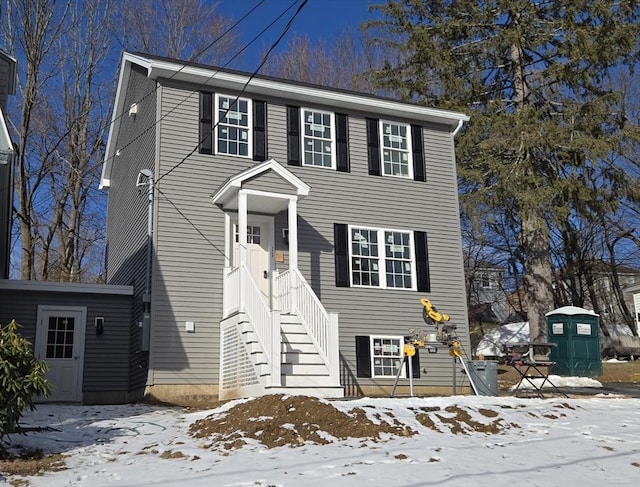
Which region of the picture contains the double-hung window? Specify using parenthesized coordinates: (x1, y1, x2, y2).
(371, 336, 404, 378)
(355, 334, 419, 379)
(366, 118, 424, 181)
(302, 108, 335, 168)
(216, 94, 251, 157)
(380, 121, 412, 178)
(350, 226, 416, 290)
(287, 106, 349, 171)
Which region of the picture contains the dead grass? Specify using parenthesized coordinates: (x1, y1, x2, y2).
(0, 448, 67, 481)
(497, 360, 640, 391)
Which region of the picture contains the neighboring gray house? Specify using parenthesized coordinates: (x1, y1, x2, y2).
(101, 52, 471, 403)
(0, 49, 16, 279)
(465, 260, 509, 324)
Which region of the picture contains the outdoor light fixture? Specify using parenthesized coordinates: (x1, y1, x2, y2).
(95, 317, 104, 335)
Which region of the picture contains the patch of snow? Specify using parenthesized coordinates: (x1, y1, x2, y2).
(4, 396, 640, 487)
(512, 375, 603, 391)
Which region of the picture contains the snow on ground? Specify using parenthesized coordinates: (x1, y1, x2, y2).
(3, 392, 640, 487)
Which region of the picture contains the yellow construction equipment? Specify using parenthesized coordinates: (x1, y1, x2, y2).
(392, 299, 479, 396)
(420, 298, 450, 324)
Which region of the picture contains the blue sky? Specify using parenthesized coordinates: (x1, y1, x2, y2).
(216, 0, 379, 70)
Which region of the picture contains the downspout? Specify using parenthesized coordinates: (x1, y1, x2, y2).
(452, 119, 464, 137)
(137, 169, 154, 351)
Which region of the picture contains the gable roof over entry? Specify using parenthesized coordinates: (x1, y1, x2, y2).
(211, 158, 310, 213)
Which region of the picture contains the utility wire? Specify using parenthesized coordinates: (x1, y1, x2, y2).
(101, 0, 303, 179)
(0, 2, 265, 196)
(156, 187, 225, 257)
(98, 0, 267, 170)
(156, 0, 309, 184)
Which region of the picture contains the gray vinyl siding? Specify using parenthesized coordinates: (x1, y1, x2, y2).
(104, 64, 158, 390)
(144, 76, 469, 391)
(0, 53, 14, 111)
(0, 284, 135, 402)
(243, 170, 298, 195)
(267, 107, 468, 389)
(151, 83, 229, 384)
(105, 64, 157, 288)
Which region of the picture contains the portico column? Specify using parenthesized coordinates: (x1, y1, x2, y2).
(287, 197, 298, 270)
(238, 190, 248, 266)
(238, 190, 248, 312)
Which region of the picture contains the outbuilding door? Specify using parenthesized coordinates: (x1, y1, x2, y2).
(34, 306, 86, 402)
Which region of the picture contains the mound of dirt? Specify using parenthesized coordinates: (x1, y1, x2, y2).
(189, 394, 416, 450)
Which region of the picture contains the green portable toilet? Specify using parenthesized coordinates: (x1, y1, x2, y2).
(546, 306, 602, 377)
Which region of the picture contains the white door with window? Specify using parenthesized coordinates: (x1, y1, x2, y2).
(34, 306, 86, 402)
(233, 216, 273, 296)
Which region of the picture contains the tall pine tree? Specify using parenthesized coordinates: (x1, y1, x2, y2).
(367, 0, 640, 341)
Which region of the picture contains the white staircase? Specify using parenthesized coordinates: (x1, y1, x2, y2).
(276, 314, 344, 396)
(220, 266, 343, 400)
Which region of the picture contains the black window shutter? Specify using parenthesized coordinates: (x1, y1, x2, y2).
(287, 105, 301, 166)
(414, 231, 431, 293)
(355, 335, 372, 378)
(334, 223, 350, 287)
(404, 346, 421, 378)
(336, 113, 350, 172)
(253, 100, 267, 161)
(199, 91, 213, 154)
(366, 118, 381, 176)
(411, 124, 426, 182)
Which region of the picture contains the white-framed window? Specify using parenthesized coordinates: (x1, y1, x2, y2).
(371, 335, 405, 378)
(380, 120, 412, 178)
(350, 226, 416, 290)
(215, 94, 252, 157)
(480, 274, 491, 288)
(302, 108, 335, 168)
(234, 225, 261, 244)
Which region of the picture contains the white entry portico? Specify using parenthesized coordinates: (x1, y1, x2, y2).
(212, 158, 309, 287)
(211, 158, 342, 401)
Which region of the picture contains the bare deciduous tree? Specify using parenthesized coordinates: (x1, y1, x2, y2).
(115, 0, 240, 66)
(262, 31, 380, 93)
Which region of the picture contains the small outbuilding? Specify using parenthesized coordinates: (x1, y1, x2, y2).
(0, 280, 145, 404)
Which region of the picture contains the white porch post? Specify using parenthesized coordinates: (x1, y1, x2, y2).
(287, 197, 298, 314)
(223, 213, 231, 268)
(287, 197, 298, 269)
(238, 190, 248, 312)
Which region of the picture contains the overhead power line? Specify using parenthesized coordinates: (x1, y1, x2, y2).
(156, 0, 309, 184)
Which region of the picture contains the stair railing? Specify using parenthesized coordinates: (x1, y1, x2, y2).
(274, 268, 339, 382)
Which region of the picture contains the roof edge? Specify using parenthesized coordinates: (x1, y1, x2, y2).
(0, 279, 134, 295)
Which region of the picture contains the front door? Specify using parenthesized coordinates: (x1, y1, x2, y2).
(34, 306, 86, 402)
(233, 216, 273, 296)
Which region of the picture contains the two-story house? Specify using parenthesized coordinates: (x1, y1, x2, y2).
(100, 52, 471, 402)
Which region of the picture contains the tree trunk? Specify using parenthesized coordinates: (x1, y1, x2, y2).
(521, 208, 554, 342)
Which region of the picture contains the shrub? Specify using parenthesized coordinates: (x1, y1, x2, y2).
(0, 320, 51, 445)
